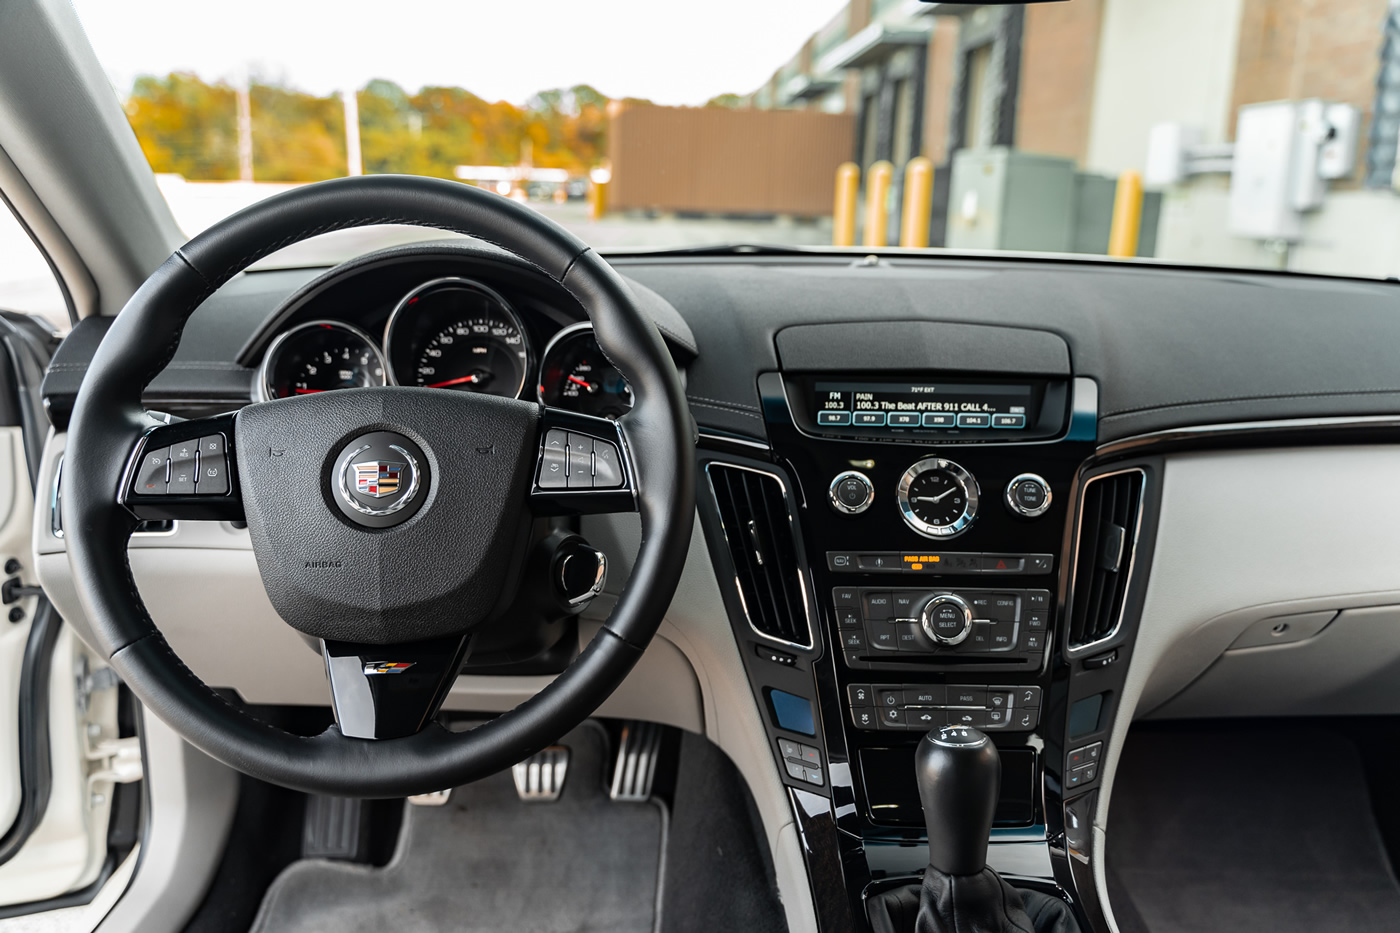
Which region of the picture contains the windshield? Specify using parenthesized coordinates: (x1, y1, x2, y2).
(75, 0, 1400, 277)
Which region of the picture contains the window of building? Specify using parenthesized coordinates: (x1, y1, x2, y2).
(1366, 4, 1400, 188)
(0, 199, 67, 334)
(892, 77, 914, 167)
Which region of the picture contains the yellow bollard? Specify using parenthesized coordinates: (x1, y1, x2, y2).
(589, 179, 609, 221)
(900, 157, 935, 248)
(1107, 170, 1143, 258)
(832, 162, 860, 247)
(863, 160, 894, 248)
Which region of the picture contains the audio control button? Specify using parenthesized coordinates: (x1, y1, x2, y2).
(829, 471, 875, 514)
(1006, 473, 1053, 518)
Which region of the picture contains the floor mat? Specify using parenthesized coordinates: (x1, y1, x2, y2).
(1107, 727, 1400, 933)
(250, 722, 665, 933)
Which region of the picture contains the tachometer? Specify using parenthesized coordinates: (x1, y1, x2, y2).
(257, 320, 387, 401)
(384, 277, 531, 398)
(538, 322, 633, 419)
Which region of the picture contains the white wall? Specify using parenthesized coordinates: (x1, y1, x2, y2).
(1086, 0, 1245, 175)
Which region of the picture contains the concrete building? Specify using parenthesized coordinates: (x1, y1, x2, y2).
(749, 0, 1400, 275)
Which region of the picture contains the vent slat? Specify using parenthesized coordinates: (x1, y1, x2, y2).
(708, 465, 811, 648)
(1068, 471, 1144, 650)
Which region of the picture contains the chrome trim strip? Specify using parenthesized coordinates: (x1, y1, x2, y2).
(827, 470, 874, 515)
(1096, 413, 1400, 459)
(255, 319, 387, 402)
(1063, 467, 1147, 657)
(382, 275, 532, 398)
(697, 430, 771, 453)
(703, 461, 815, 651)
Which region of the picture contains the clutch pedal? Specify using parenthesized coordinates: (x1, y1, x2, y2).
(610, 721, 662, 801)
(512, 745, 570, 801)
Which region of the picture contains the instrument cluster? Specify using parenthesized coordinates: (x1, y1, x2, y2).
(256, 275, 631, 419)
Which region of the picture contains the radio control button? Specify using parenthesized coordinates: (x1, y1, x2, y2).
(863, 592, 894, 621)
(957, 413, 991, 428)
(888, 413, 921, 426)
(1006, 473, 1053, 518)
(867, 626, 900, 651)
(829, 471, 875, 514)
(968, 622, 993, 651)
(836, 608, 862, 629)
(832, 587, 860, 607)
(923, 413, 956, 427)
(921, 594, 973, 645)
(841, 630, 867, 652)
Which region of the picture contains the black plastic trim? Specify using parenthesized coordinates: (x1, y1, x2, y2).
(0, 600, 62, 867)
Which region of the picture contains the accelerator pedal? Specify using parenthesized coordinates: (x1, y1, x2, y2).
(512, 745, 570, 802)
(610, 721, 662, 802)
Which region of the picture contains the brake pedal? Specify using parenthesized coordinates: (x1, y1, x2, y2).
(513, 745, 569, 801)
(610, 721, 662, 801)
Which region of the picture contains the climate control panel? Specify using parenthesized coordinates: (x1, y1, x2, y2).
(834, 585, 1049, 670)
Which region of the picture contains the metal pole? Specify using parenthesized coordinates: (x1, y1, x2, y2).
(833, 162, 860, 246)
(236, 79, 253, 182)
(863, 160, 894, 248)
(342, 88, 362, 177)
(900, 157, 934, 248)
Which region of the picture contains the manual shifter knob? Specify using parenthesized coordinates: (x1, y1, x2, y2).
(916, 725, 1000, 875)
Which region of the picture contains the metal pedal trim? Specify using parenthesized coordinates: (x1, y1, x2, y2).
(610, 721, 662, 802)
(512, 745, 570, 802)
(408, 789, 451, 807)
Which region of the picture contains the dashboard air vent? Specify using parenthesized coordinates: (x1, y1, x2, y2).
(706, 464, 813, 649)
(1067, 469, 1145, 650)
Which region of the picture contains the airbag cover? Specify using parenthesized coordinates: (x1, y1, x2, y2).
(235, 386, 538, 644)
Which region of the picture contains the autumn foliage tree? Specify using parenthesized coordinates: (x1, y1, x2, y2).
(124, 72, 619, 182)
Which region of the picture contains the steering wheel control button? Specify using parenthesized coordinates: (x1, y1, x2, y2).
(133, 446, 170, 495)
(197, 436, 230, 495)
(593, 440, 623, 488)
(1005, 473, 1052, 518)
(921, 594, 973, 646)
(829, 471, 875, 515)
(566, 433, 593, 488)
(168, 440, 198, 494)
(331, 431, 429, 529)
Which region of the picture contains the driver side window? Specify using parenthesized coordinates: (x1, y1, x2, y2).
(0, 199, 68, 335)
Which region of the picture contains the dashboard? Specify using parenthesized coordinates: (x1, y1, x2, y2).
(253, 270, 633, 419)
(31, 242, 1400, 933)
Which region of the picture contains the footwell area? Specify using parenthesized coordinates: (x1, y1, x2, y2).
(250, 721, 665, 933)
(1106, 725, 1400, 933)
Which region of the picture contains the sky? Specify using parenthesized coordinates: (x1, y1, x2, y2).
(72, 0, 850, 105)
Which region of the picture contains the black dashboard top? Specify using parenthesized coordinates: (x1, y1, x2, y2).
(40, 245, 1400, 442)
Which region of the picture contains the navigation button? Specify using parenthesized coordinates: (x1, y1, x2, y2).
(891, 591, 923, 617)
(895, 622, 929, 652)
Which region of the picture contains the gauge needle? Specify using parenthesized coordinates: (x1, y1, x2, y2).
(426, 374, 481, 388)
(293, 388, 324, 394)
(568, 376, 597, 393)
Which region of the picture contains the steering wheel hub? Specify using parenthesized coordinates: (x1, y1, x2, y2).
(331, 430, 428, 527)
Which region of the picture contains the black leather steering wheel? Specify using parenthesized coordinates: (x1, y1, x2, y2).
(64, 175, 695, 797)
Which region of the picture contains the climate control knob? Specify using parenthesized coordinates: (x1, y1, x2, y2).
(920, 594, 974, 646)
(829, 470, 875, 514)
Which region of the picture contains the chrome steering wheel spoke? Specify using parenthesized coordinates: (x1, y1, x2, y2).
(322, 634, 473, 740)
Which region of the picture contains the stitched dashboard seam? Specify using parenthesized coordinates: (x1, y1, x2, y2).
(686, 399, 765, 421)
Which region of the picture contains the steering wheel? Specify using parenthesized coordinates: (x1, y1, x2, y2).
(63, 175, 695, 797)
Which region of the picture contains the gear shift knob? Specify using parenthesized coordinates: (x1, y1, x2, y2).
(916, 724, 1000, 875)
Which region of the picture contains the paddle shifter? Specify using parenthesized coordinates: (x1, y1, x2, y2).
(867, 725, 1080, 933)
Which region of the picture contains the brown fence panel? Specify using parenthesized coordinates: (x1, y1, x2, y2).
(609, 104, 855, 217)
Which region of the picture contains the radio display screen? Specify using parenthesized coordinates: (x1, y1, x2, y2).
(812, 380, 1038, 431)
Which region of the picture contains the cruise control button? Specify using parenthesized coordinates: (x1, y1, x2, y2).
(199, 434, 226, 456)
(168, 441, 198, 494)
(133, 446, 169, 495)
(593, 440, 624, 488)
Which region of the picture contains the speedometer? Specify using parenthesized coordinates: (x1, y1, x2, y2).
(384, 277, 531, 398)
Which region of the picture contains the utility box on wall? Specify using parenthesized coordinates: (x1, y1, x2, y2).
(946, 148, 1076, 252)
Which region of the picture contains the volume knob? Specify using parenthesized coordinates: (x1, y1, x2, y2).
(920, 594, 973, 646)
